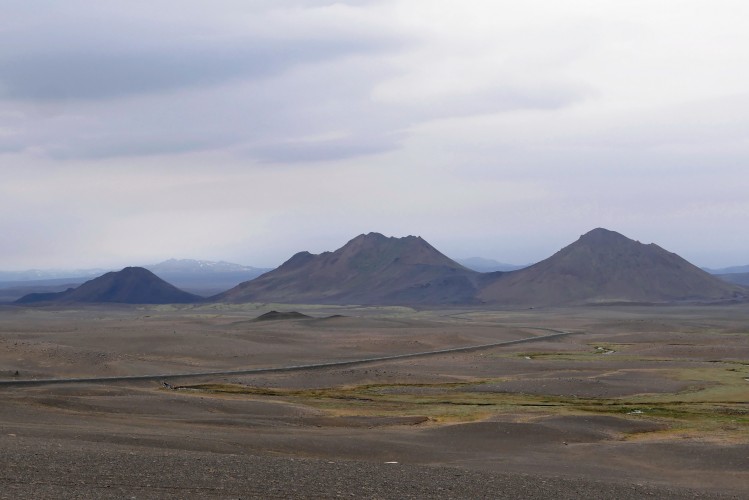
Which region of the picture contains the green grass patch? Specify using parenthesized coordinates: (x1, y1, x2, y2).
(626, 365, 749, 404)
(499, 351, 655, 362)
(177, 379, 749, 436)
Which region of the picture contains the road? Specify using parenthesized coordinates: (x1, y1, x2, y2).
(0, 329, 575, 387)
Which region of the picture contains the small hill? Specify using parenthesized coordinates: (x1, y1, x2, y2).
(213, 232, 480, 305)
(477, 228, 747, 306)
(253, 310, 311, 321)
(15, 267, 202, 305)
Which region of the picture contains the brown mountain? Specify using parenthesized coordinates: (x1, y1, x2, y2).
(15, 267, 203, 305)
(213, 232, 480, 305)
(477, 228, 747, 306)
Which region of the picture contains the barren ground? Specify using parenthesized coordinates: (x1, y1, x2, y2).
(1, 302, 747, 498)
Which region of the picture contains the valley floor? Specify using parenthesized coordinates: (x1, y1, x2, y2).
(0, 303, 747, 498)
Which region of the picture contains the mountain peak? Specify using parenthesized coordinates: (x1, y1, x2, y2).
(357, 232, 388, 240)
(346, 232, 423, 246)
(478, 228, 745, 305)
(577, 228, 631, 246)
(214, 233, 478, 305)
(119, 266, 152, 276)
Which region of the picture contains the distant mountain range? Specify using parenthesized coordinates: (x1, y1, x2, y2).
(0, 279, 85, 304)
(146, 258, 265, 274)
(716, 272, 749, 286)
(11, 229, 749, 307)
(0, 259, 272, 300)
(700, 264, 749, 287)
(213, 228, 745, 306)
(0, 268, 108, 282)
(143, 259, 271, 295)
(456, 257, 527, 273)
(703, 264, 749, 275)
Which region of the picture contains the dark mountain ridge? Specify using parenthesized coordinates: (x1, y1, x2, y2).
(15, 267, 202, 305)
(11, 229, 747, 307)
(214, 232, 481, 305)
(716, 272, 749, 287)
(477, 228, 746, 305)
(705, 264, 749, 275)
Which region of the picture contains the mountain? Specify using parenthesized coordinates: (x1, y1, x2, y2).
(0, 260, 272, 298)
(13, 229, 743, 307)
(15, 267, 203, 305)
(146, 258, 265, 274)
(717, 272, 749, 286)
(0, 280, 84, 304)
(144, 259, 272, 296)
(704, 264, 749, 275)
(477, 228, 747, 306)
(457, 257, 527, 273)
(213, 233, 481, 305)
(0, 268, 108, 282)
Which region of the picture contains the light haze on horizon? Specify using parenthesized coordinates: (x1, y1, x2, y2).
(2, 1, 748, 270)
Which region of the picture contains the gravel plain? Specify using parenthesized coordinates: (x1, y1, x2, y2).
(1, 304, 747, 498)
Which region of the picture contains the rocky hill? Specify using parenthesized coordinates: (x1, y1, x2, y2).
(214, 233, 480, 305)
(15, 267, 202, 305)
(477, 228, 746, 306)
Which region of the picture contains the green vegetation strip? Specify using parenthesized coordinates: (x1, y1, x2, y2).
(178, 380, 749, 434)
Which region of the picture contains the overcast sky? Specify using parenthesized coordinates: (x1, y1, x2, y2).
(2, 0, 749, 270)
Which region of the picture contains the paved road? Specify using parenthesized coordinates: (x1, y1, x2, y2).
(0, 329, 575, 387)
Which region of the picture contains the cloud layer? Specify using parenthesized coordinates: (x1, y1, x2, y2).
(2, 1, 749, 269)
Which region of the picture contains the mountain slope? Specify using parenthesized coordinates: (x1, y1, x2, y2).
(477, 228, 747, 305)
(213, 233, 481, 305)
(15, 267, 202, 305)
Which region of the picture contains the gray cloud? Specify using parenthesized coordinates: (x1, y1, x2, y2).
(0, 37, 395, 102)
(0, 56, 588, 163)
(247, 132, 405, 163)
(0, 0, 593, 163)
(0, 1, 414, 161)
(0, 0, 404, 101)
(3, 1, 749, 271)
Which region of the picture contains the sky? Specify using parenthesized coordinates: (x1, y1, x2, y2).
(2, 0, 749, 270)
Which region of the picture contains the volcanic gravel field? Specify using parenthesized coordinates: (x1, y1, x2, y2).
(1, 303, 747, 498)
